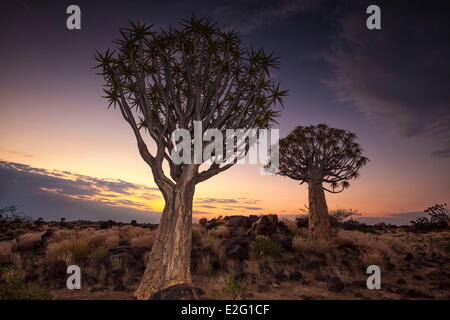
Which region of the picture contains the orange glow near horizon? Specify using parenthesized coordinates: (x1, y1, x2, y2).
(1, 141, 448, 222)
(0, 88, 448, 222)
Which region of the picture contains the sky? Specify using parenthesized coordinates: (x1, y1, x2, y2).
(0, 0, 449, 225)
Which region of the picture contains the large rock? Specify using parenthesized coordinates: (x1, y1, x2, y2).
(252, 215, 278, 236)
(223, 239, 249, 261)
(278, 237, 293, 252)
(46, 260, 67, 280)
(277, 221, 290, 234)
(105, 246, 146, 273)
(227, 216, 251, 229)
(150, 284, 207, 300)
(205, 218, 219, 230)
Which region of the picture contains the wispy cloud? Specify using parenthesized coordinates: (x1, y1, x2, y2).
(193, 196, 263, 216)
(0, 160, 161, 212)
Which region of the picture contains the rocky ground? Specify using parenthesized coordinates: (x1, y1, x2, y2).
(0, 214, 449, 300)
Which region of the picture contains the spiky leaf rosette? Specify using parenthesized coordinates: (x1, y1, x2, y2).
(94, 17, 287, 184)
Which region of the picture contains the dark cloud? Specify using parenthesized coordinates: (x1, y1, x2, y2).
(325, 0, 450, 157)
(213, 0, 320, 34)
(0, 160, 161, 201)
(0, 161, 161, 222)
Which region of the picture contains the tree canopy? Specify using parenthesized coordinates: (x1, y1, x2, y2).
(94, 17, 287, 187)
(275, 124, 368, 193)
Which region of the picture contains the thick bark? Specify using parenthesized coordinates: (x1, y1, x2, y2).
(307, 180, 332, 241)
(134, 181, 195, 300)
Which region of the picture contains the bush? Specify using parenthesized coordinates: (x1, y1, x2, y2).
(251, 236, 282, 258)
(428, 237, 450, 253)
(409, 203, 449, 233)
(0, 267, 52, 300)
(409, 217, 448, 233)
(224, 274, 247, 300)
(295, 209, 362, 229)
(91, 245, 110, 263)
(46, 238, 90, 264)
(0, 206, 34, 241)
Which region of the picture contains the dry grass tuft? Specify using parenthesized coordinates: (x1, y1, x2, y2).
(196, 256, 214, 276)
(192, 224, 203, 245)
(119, 226, 146, 241)
(46, 238, 90, 264)
(209, 225, 229, 238)
(16, 232, 43, 251)
(280, 219, 298, 234)
(130, 231, 155, 249)
(204, 232, 225, 261)
(0, 241, 15, 264)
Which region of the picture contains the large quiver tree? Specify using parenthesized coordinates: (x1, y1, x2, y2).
(95, 17, 287, 299)
(275, 124, 368, 241)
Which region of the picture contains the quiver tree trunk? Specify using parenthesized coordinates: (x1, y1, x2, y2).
(307, 180, 332, 241)
(134, 181, 195, 300)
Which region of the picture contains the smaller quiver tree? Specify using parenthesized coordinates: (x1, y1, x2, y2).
(273, 124, 368, 241)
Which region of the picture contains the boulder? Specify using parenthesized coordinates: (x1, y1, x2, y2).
(227, 216, 251, 229)
(223, 239, 249, 261)
(150, 284, 207, 300)
(206, 219, 219, 230)
(226, 243, 249, 261)
(278, 237, 293, 252)
(199, 218, 207, 227)
(105, 246, 145, 273)
(277, 221, 290, 234)
(46, 260, 67, 280)
(252, 215, 278, 236)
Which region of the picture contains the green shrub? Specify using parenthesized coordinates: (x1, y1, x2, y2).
(0, 267, 51, 300)
(251, 236, 282, 258)
(224, 274, 247, 300)
(428, 237, 450, 253)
